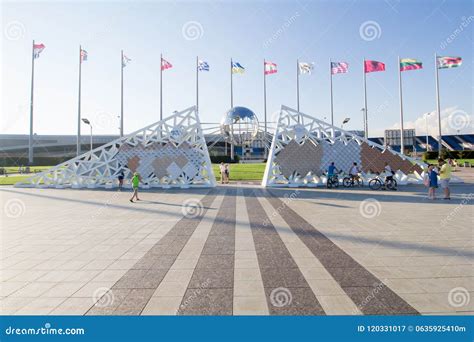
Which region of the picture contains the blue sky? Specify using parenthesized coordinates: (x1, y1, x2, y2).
(1, 0, 472, 137)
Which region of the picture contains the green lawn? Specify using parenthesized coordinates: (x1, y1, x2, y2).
(212, 163, 266, 182)
(0, 163, 267, 185)
(424, 159, 474, 165)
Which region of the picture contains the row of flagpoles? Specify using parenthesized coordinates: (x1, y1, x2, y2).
(28, 40, 462, 163)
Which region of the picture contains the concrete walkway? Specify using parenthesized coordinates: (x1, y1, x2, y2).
(0, 183, 472, 315)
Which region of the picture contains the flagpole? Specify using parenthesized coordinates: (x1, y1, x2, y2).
(77, 45, 82, 156)
(196, 56, 199, 112)
(230, 58, 234, 161)
(330, 58, 334, 127)
(263, 59, 267, 158)
(230, 58, 234, 108)
(28, 40, 35, 164)
(160, 53, 163, 121)
(435, 53, 442, 157)
(296, 58, 300, 112)
(120, 50, 124, 137)
(363, 58, 368, 139)
(398, 56, 405, 155)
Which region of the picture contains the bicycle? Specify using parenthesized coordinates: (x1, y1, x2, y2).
(343, 174, 363, 187)
(369, 174, 397, 191)
(326, 173, 340, 188)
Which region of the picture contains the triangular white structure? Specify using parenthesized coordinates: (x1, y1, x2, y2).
(16, 106, 216, 189)
(262, 106, 427, 187)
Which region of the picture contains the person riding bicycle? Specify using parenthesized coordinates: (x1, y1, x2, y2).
(326, 162, 339, 187)
(382, 162, 396, 189)
(348, 162, 361, 182)
(327, 162, 339, 178)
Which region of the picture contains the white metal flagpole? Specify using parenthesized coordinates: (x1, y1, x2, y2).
(196, 56, 199, 112)
(263, 59, 267, 158)
(120, 50, 124, 137)
(398, 56, 405, 155)
(230, 58, 234, 108)
(435, 53, 442, 157)
(77, 45, 82, 156)
(28, 40, 35, 164)
(330, 58, 334, 126)
(296, 59, 300, 112)
(363, 58, 368, 139)
(160, 53, 163, 121)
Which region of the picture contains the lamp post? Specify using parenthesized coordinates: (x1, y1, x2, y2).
(81, 118, 93, 152)
(424, 112, 431, 152)
(341, 117, 350, 129)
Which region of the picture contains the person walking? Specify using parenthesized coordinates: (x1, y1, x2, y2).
(428, 164, 438, 200)
(118, 170, 125, 191)
(130, 172, 141, 202)
(224, 164, 230, 184)
(219, 162, 226, 184)
(439, 158, 452, 200)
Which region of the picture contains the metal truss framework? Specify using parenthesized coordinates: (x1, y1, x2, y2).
(15, 106, 216, 189)
(262, 106, 428, 187)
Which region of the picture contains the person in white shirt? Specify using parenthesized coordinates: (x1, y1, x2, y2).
(219, 162, 226, 184)
(384, 162, 394, 181)
(348, 162, 361, 183)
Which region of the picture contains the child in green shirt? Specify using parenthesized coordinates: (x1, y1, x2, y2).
(130, 172, 141, 202)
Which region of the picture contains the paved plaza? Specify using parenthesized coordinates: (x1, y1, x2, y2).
(0, 182, 472, 315)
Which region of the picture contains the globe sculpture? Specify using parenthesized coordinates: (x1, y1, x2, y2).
(220, 106, 259, 144)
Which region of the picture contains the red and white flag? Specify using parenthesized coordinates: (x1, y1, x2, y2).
(80, 49, 88, 63)
(161, 58, 172, 71)
(33, 43, 45, 59)
(331, 61, 349, 74)
(264, 61, 277, 75)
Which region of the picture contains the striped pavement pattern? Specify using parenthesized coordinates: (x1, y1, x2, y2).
(87, 188, 418, 315)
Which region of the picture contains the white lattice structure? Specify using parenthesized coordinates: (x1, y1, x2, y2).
(262, 106, 428, 187)
(16, 106, 216, 189)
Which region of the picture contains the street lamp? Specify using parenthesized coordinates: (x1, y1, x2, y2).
(81, 118, 93, 152)
(341, 117, 350, 129)
(424, 112, 431, 152)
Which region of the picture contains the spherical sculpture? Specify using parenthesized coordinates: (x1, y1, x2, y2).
(220, 106, 259, 145)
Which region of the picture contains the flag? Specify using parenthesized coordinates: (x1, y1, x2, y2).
(437, 56, 462, 69)
(198, 60, 209, 71)
(331, 62, 349, 74)
(80, 49, 88, 63)
(33, 43, 45, 59)
(232, 62, 245, 74)
(299, 62, 314, 74)
(264, 61, 277, 75)
(400, 58, 422, 71)
(161, 58, 172, 71)
(122, 54, 131, 67)
(364, 60, 385, 73)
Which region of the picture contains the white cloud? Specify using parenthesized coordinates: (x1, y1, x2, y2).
(388, 106, 473, 136)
